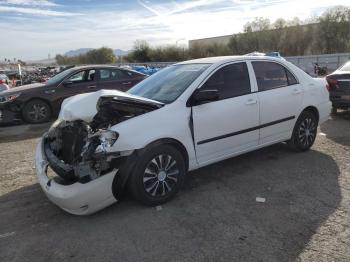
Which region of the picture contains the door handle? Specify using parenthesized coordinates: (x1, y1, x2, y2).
(122, 81, 132, 85)
(292, 88, 302, 95)
(87, 85, 96, 89)
(44, 90, 55, 94)
(245, 99, 257, 105)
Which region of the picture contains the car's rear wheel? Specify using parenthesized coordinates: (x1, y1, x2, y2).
(288, 110, 318, 151)
(22, 99, 52, 123)
(128, 144, 186, 206)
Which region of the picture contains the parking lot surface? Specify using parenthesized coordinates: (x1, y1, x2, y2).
(0, 112, 349, 262)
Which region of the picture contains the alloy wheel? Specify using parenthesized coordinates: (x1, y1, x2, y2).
(143, 154, 179, 197)
(27, 103, 47, 121)
(298, 117, 316, 147)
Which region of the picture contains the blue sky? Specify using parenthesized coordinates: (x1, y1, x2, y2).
(0, 0, 350, 60)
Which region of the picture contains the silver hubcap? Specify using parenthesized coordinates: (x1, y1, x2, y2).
(298, 117, 316, 147)
(143, 154, 179, 197)
(28, 103, 47, 121)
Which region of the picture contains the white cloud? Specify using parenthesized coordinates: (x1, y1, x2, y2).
(0, 5, 80, 16)
(1, 0, 350, 60)
(0, 0, 58, 6)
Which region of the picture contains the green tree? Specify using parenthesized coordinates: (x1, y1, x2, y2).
(130, 40, 151, 62)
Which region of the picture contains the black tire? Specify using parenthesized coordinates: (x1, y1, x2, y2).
(22, 99, 52, 123)
(128, 144, 186, 206)
(331, 106, 338, 114)
(288, 110, 318, 151)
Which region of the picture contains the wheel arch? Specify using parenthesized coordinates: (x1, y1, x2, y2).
(144, 138, 190, 172)
(301, 105, 319, 123)
(112, 137, 190, 200)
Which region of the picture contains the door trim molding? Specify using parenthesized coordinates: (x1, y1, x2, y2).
(197, 116, 295, 145)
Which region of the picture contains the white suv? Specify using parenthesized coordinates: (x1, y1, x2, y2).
(35, 56, 331, 215)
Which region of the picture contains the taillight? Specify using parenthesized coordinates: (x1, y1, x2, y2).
(326, 77, 338, 91)
(0, 79, 5, 84)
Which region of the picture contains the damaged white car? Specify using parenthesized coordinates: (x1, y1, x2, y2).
(35, 56, 331, 215)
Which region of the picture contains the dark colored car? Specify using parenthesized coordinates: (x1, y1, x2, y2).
(0, 65, 146, 124)
(326, 61, 350, 113)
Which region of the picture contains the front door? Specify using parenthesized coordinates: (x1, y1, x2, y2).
(192, 62, 260, 165)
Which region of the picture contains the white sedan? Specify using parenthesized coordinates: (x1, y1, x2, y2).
(35, 56, 331, 215)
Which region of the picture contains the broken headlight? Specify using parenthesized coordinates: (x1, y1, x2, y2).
(95, 130, 119, 153)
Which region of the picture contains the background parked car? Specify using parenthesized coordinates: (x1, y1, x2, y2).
(0, 74, 10, 92)
(0, 65, 146, 124)
(326, 61, 350, 113)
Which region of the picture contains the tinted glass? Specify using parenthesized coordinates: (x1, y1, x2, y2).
(252, 61, 288, 91)
(99, 69, 125, 80)
(87, 70, 95, 81)
(286, 69, 298, 85)
(201, 62, 251, 99)
(46, 68, 75, 85)
(128, 64, 210, 104)
(68, 71, 85, 82)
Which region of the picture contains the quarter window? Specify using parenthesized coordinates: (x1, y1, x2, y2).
(201, 62, 251, 100)
(252, 61, 298, 91)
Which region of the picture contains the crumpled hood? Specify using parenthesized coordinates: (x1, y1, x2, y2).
(59, 89, 163, 122)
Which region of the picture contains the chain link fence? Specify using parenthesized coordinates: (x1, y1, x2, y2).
(285, 53, 350, 76)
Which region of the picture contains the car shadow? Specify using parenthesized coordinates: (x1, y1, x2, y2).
(321, 111, 350, 147)
(0, 122, 51, 144)
(0, 143, 341, 262)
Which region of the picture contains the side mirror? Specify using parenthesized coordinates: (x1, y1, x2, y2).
(187, 89, 219, 106)
(63, 80, 73, 87)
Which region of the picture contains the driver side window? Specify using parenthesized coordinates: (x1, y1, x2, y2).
(68, 69, 96, 83)
(201, 62, 251, 100)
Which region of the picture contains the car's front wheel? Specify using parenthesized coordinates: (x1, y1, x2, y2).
(22, 99, 52, 124)
(288, 110, 318, 151)
(128, 144, 186, 206)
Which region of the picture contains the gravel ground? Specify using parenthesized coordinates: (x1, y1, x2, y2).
(0, 112, 349, 262)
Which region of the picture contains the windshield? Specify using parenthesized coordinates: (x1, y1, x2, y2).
(127, 63, 210, 103)
(339, 61, 350, 72)
(46, 68, 75, 85)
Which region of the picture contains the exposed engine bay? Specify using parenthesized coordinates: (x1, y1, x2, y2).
(43, 95, 163, 184)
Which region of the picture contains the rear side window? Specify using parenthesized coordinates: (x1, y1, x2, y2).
(99, 69, 125, 81)
(202, 62, 251, 100)
(99, 69, 139, 81)
(252, 61, 298, 91)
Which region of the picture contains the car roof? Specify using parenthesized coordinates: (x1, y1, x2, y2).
(72, 65, 124, 70)
(177, 55, 285, 66)
(65, 65, 146, 76)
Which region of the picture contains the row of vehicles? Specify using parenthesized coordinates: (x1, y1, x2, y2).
(1, 61, 349, 125)
(0, 66, 146, 123)
(34, 55, 332, 215)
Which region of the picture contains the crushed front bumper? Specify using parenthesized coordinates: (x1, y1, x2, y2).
(35, 139, 118, 215)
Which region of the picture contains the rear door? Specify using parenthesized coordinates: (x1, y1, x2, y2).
(250, 61, 304, 144)
(192, 61, 260, 165)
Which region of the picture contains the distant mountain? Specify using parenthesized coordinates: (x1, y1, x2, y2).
(64, 48, 93, 57)
(64, 48, 129, 57)
(114, 49, 129, 56)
